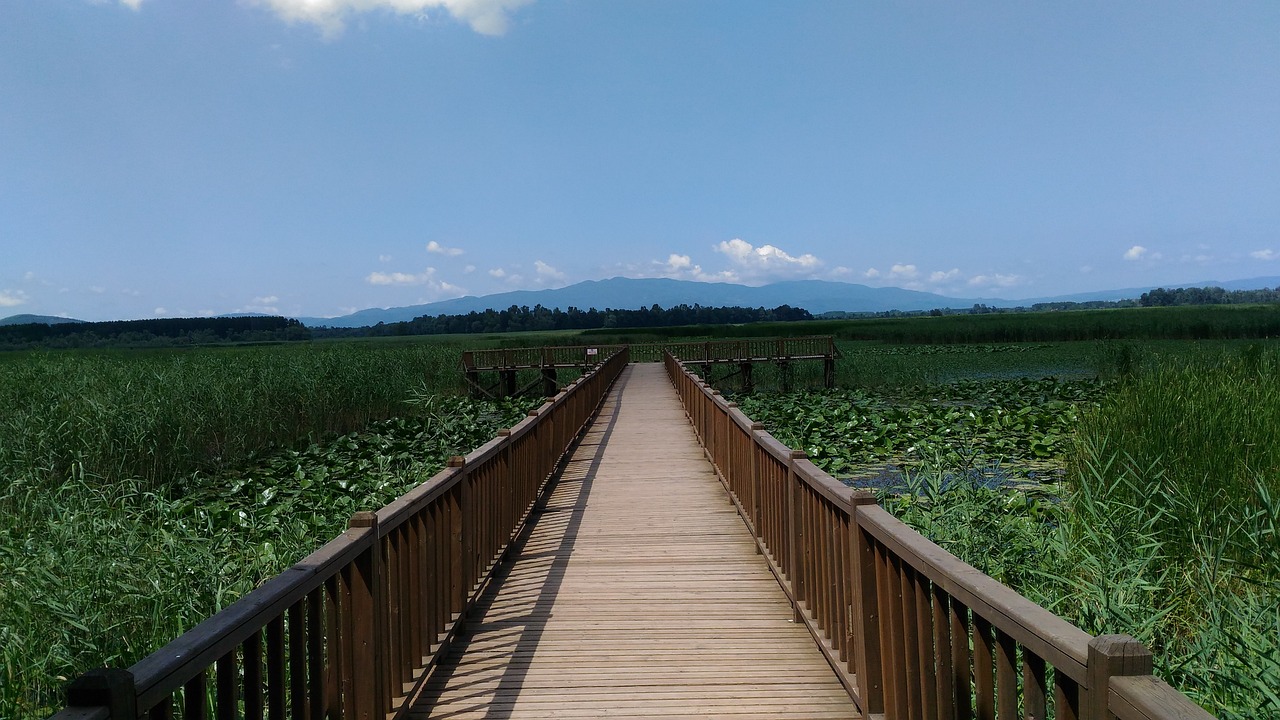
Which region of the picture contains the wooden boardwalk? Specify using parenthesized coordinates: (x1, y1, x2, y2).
(411, 363, 857, 719)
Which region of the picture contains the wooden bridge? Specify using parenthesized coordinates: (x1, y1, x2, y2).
(462, 337, 837, 397)
(53, 349, 1212, 720)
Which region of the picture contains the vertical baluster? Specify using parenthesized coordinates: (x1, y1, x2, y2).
(932, 586, 955, 720)
(950, 600, 972, 720)
(214, 650, 237, 720)
(289, 598, 307, 720)
(244, 629, 264, 720)
(1054, 667, 1080, 720)
(850, 494, 883, 715)
(900, 566, 923, 718)
(1023, 652, 1047, 720)
(878, 549, 906, 719)
(325, 576, 342, 719)
(307, 586, 327, 717)
(973, 616, 995, 720)
(995, 630, 1018, 719)
(386, 527, 402, 698)
(266, 616, 285, 720)
(914, 572, 937, 720)
(183, 670, 208, 720)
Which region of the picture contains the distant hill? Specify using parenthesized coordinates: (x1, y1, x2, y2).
(297, 277, 1005, 327)
(0, 314, 85, 327)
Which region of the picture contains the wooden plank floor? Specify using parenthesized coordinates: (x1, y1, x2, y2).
(410, 364, 858, 719)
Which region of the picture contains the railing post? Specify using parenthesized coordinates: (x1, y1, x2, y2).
(1085, 635, 1152, 719)
(749, 422, 764, 546)
(66, 668, 137, 720)
(849, 492, 885, 717)
(347, 511, 389, 720)
(725, 401, 739, 499)
(446, 456, 469, 625)
(786, 449, 807, 623)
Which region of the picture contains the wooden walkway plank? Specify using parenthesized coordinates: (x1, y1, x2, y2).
(411, 363, 857, 719)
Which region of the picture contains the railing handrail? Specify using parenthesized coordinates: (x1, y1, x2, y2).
(51, 347, 631, 720)
(462, 336, 837, 369)
(662, 351, 1215, 720)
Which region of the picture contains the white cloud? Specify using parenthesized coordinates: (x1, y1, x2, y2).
(252, 295, 280, 305)
(378, 254, 392, 263)
(365, 267, 465, 298)
(534, 260, 566, 282)
(713, 238, 821, 282)
(664, 254, 692, 272)
(864, 268, 881, 279)
(367, 271, 433, 286)
(488, 268, 507, 278)
(830, 266, 852, 277)
(154, 307, 168, 315)
(23, 271, 36, 281)
(1124, 245, 1148, 261)
(427, 240, 464, 257)
(0, 290, 29, 307)
(929, 269, 960, 283)
(647, 253, 740, 283)
(888, 264, 918, 280)
(248, 0, 533, 38)
(967, 273, 1023, 288)
(1250, 249, 1278, 261)
(464, 264, 476, 273)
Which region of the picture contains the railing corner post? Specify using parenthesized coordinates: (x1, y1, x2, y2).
(848, 491, 884, 716)
(67, 668, 137, 720)
(1085, 634, 1152, 719)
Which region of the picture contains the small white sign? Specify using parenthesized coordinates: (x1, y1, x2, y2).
(586, 348, 598, 356)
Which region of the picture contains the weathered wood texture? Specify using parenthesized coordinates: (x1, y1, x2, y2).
(412, 364, 857, 719)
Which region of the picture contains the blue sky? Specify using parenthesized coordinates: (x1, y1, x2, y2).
(3, 1, 1278, 321)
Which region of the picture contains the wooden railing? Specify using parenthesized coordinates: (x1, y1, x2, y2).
(656, 335, 836, 364)
(50, 347, 630, 720)
(663, 352, 1214, 720)
(462, 344, 627, 371)
(462, 336, 836, 368)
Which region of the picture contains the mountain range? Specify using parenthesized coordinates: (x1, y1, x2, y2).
(296, 276, 1280, 328)
(7, 276, 1279, 329)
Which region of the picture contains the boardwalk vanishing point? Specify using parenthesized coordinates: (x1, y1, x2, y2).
(412, 363, 857, 718)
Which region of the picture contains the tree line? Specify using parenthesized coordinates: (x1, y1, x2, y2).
(1138, 286, 1280, 307)
(0, 316, 309, 350)
(316, 303, 814, 338)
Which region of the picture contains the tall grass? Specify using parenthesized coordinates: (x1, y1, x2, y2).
(1071, 346, 1280, 565)
(1060, 347, 1280, 716)
(0, 342, 466, 492)
(883, 346, 1280, 717)
(0, 341, 534, 719)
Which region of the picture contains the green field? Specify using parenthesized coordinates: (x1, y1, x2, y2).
(3, 320, 1278, 719)
(0, 339, 541, 719)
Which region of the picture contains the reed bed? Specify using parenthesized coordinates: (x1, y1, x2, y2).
(0, 341, 534, 719)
